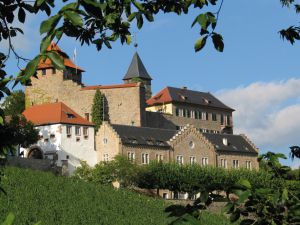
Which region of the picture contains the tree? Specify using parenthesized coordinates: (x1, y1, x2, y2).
(2, 90, 25, 116)
(290, 146, 300, 160)
(279, 0, 300, 44)
(91, 89, 104, 132)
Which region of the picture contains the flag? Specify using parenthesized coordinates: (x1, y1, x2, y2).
(73, 47, 77, 62)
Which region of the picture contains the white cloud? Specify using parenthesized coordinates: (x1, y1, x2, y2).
(216, 78, 300, 158)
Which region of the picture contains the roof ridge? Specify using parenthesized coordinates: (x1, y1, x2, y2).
(111, 124, 176, 132)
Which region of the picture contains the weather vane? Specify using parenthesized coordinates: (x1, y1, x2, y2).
(133, 32, 138, 51)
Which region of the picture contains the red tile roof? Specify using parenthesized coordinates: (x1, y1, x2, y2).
(37, 42, 85, 72)
(81, 83, 139, 91)
(147, 86, 234, 111)
(146, 87, 172, 105)
(23, 102, 93, 126)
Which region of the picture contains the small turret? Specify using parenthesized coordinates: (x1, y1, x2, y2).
(123, 52, 152, 100)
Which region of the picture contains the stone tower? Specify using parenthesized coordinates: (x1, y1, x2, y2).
(25, 42, 85, 108)
(123, 52, 152, 100)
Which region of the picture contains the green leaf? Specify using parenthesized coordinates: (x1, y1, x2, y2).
(46, 52, 65, 70)
(136, 13, 143, 29)
(0, 116, 3, 125)
(40, 33, 55, 53)
(22, 55, 40, 82)
(281, 188, 288, 201)
(104, 40, 112, 49)
(18, 7, 26, 23)
(194, 36, 207, 52)
(144, 13, 154, 22)
(237, 190, 251, 204)
(64, 10, 83, 27)
(133, 1, 144, 11)
(36, 0, 46, 7)
(237, 179, 251, 189)
(222, 202, 234, 213)
(125, 35, 132, 45)
(40, 15, 61, 34)
(1, 212, 15, 225)
(128, 12, 137, 22)
(60, 2, 77, 11)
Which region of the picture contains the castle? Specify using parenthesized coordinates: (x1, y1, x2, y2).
(22, 43, 259, 175)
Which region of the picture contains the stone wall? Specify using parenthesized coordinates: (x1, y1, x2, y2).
(26, 68, 147, 126)
(146, 104, 233, 133)
(7, 157, 54, 171)
(121, 145, 170, 164)
(217, 152, 259, 170)
(95, 122, 122, 162)
(170, 127, 217, 166)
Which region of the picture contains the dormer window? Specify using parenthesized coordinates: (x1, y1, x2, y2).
(203, 98, 211, 104)
(180, 94, 188, 100)
(66, 113, 75, 118)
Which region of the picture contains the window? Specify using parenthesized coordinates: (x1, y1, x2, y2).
(189, 141, 195, 149)
(190, 110, 195, 119)
(175, 108, 180, 116)
(103, 138, 108, 144)
(176, 155, 183, 165)
(103, 154, 109, 162)
(50, 134, 55, 139)
(156, 154, 163, 162)
(212, 113, 217, 121)
(183, 109, 186, 117)
(246, 161, 252, 170)
(202, 157, 208, 166)
(195, 111, 201, 119)
(190, 156, 196, 165)
(202, 112, 208, 120)
(85, 113, 90, 121)
(75, 126, 81, 136)
(220, 159, 227, 168)
(233, 160, 239, 168)
(67, 126, 72, 137)
(67, 113, 75, 118)
(226, 115, 231, 126)
(178, 109, 184, 117)
(42, 69, 46, 75)
(128, 152, 135, 161)
(221, 115, 224, 125)
(52, 68, 56, 74)
(44, 138, 49, 142)
(186, 109, 190, 118)
(142, 153, 149, 164)
(83, 127, 88, 138)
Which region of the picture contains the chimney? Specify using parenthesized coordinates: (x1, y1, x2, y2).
(222, 138, 228, 146)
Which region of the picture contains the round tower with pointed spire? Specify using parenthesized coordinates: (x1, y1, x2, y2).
(123, 52, 152, 100)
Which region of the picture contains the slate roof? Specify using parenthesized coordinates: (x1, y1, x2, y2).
(37, 42, 85, 72)
(111, 124, 176, 147)
(147, 86, 234, 111)
(202, 133, 258, 154)
(123, 52, 152, 81)
(23, 102, 93, 126)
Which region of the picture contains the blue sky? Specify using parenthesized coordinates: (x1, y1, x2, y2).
(1, 0, 300, 167)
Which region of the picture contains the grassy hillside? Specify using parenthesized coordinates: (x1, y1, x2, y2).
(0, 167, 171, 225)
(0, 167, 234, 225)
